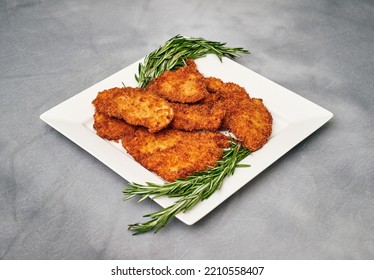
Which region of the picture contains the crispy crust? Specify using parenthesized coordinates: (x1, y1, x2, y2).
(205, 77, 273, 151)
(226, 98, 273, 151)
(93, 112, 137, 141)
(121, 129, 230, 181)
(146, 60, 208, 103)
(170, 101, 226, 131)
(92, 87, 174, 133)
(205, 77, 251, 129)
(205, 77, 249, 101)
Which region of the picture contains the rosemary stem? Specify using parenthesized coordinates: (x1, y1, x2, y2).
(125, 141, 251, 234)
(124, 35, 251, 234)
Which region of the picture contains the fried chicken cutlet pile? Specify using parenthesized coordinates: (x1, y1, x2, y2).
(92, 60, 272, 181)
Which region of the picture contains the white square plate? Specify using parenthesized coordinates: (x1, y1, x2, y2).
(40, 54, 333, 225)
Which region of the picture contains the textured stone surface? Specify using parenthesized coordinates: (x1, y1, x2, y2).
(1, 0, 373, 259)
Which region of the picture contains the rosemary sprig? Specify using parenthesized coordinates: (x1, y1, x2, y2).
(135, 34, 250, 88)
(124, 35, 251, 234)
(124, 140, 251, 234)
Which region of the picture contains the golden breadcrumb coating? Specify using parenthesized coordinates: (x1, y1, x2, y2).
(121, 128, 230, 181)
(92, 87, 174, 133)
(226, 98, 273, 151)
(205, 77, 273, 151)
(93, 112, 136, 141)
(170, 101, 226, 131)
(146, 60, 208, 103)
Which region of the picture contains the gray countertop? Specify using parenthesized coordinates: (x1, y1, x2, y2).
(1, 0, 373, 259)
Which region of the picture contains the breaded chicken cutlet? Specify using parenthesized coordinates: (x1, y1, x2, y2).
(92, 87, 174, 133)
(121, 128, 230, 181)
(93, 112, 136, 141)
(226, 98, 272, 151)
(205, 77, 273, 151)
(146, 60, 208, 103)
